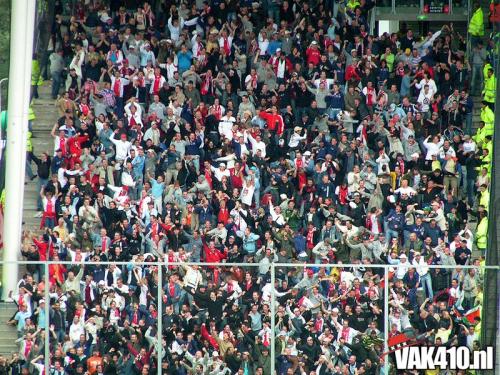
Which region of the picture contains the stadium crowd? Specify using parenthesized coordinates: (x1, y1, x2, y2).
(2, 0, 497, 374)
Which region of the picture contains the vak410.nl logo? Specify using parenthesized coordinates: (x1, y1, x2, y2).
(394, 346, 494, 370)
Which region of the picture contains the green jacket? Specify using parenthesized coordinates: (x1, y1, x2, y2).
(468, 8, 484, 37)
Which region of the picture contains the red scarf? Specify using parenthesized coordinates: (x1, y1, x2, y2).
(113, 79, 121, 97)
(306, 229, 315, 249)
(129, 115, 136, 127)
(295, 158, 303, 169)
(315, 318, 324, 332)
(46, 198, 55, 214)
(153, 75, 162, 95)
(24, 339, 32, 358)
(251, 74, 257, 89)
(341, 327, 350, 341)
(79, 103, 89, 116)
(213, 105, 222, 120)
(223, 37, 230, 55)
(168, 253, 175, 270)
(263, 330, 270, 347)
(59, 136, 67, 155)
(366, 87, 375, 106)
(201, 75, 213, 96)
(398, 160, 405, 175)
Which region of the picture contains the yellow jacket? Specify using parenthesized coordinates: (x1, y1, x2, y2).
(346, 0, 361, 11)
(28, 105, 36, 121)
(468, 8, 485, 37)
(480, 105, 494, 129)
(26, 131, 33, 153)
(31, 60, 43, 86)
(479, 189, 490, 209)
(476, 217, 488, 249)
(483, 73, 496, 104)
(473, 125, 487, 147)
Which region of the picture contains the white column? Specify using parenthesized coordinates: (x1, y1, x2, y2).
(2, 0, 36, 299)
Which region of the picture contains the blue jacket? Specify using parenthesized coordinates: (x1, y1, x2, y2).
(326, 91, 344, 109)
(386, 210, 405, 232)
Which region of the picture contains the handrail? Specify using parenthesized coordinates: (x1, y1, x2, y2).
(0, 260, 496, 268)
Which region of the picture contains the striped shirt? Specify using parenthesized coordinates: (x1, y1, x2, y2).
(99, 89, 116, 107)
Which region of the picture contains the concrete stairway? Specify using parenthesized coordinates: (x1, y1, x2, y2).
(0, 84, 57, 358)
(24, 84, 58, 230)
(0, 302, 20, 356)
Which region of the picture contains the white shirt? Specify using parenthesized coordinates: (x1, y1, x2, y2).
(288, 132, 307, 148)
(412, 257, 429, 276)
(247, 133, 266, 157)
(439, 146, 456, 159)
(423, 137, 444, 160)
(395, 260, 409, 279)
(210, 166, 230, 182)
(124, 102, 143, 127)
(218, 115, 236, 140)
(277, 59, 286, 78)
(417, 90, 433, 112)
(109, 136, 132, 161)
(463, 140, 476, 153)
(416, 78, 437, 97)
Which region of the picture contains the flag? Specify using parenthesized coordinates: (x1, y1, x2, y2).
(463, 306, 481, 324)
(380, 332, 421, 358)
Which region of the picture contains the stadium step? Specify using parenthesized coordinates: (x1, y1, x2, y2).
(0, 302, 21, 356)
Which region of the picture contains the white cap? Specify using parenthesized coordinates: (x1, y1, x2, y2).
(213, 351, 220, 357)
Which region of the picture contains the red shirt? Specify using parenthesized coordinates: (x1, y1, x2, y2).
(259, 112, 284, 135)
(306, 47, 321, 65)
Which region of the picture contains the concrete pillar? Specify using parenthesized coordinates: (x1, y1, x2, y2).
(2, 0, 37, 299)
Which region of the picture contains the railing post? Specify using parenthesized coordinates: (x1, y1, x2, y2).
(44, 262, 50, 374)
(448, 0, 453, 14)
(270, 263, 276, 375)
(369, 8, 376, 36)
(157, 260, 163, 375)
(391, 0, 396, 14)
(383, 267, 389, 375)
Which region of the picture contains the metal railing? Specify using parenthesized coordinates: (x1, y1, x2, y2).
(0, 260, 495, 374)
